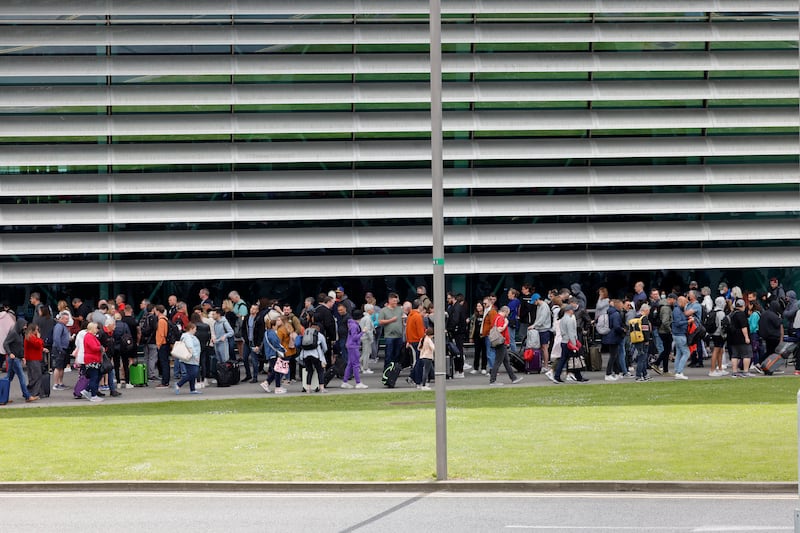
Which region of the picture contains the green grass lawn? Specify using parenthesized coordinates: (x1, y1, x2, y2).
(1, 378, 797, 482)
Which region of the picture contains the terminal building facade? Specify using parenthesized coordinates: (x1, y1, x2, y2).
(0, 1, 798, 305)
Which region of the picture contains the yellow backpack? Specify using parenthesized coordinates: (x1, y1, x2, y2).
(628, 317, 644, 343)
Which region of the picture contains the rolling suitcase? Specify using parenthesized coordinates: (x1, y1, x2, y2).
(523, 348, 542, 374)
(508, 350, 526, 373)
(587, 345, 602, 372)
(129, 363, 147, 386)
(73, 373, 90, 399)
(761, 353, 786, 375)
(39, 372, 51, 398)
(0, 378, 9, 405)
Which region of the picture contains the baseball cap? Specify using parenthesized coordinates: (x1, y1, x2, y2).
(530, 292, 541, 303)
(718, 282, 728, 290)
(335, 286, 345, 292)
(565, 303, 578, 312)
(667, 293, 678, 299)
(735, 299, 745, 308)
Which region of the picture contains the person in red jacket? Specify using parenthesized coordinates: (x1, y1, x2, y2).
(23, 324, 45, 398)
(80, 322, 104, 402)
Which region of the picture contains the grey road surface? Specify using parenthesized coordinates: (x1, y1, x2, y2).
(4, 491, 797, 532)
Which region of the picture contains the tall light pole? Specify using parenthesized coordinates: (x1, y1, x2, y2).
(430, 0, 447, 481)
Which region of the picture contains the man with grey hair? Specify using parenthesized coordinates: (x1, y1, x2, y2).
(488, 305, 523, 386)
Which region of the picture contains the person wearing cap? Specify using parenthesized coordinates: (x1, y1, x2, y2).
(728, 299, 752, 377)
(530, 293, 553, 370)
(762, 277, 786, 311)
(718, 282, 732, 305)
(334, 286, 355, 315)
(671, 296, 691, 380)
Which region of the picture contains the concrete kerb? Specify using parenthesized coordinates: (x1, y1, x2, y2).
(0, 480, 794, 494)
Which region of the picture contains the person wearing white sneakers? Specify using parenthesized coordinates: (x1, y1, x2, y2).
(672, 296, 691, 380)
(488, 307, 524, 386)
(708, 297, 730, 377)
(416, 327, 436, 390)
(295, 324, 329, 394)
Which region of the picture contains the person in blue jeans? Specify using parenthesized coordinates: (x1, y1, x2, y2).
(2, 318, 38, 403)
(672, 296, 691, 380)
(175, 323, 202, 395)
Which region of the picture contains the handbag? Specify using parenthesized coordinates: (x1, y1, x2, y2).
(100, 353, 114, 374)
(567, 354, 586, 371)
(274, 357, 290, 375)
(488, 326, 504, 347)
(566, 339, 582, 352)
(171, 340, 192, 362)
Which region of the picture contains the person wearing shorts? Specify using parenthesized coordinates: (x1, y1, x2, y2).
(727, 299, 751, 377)
(51, 311, 71, 390)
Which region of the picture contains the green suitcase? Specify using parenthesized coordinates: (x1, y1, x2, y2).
(129, 363, 147, 386)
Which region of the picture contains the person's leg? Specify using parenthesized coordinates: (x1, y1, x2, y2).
(26, 360, 42, 397)
(539, 331, 551, 367)
(673, 335, 690, 375)
(554, 344, 569, 382)
(112, 351, 122, 384)
(489, 345, 505, 383)
(606, 344, 618, 376)
(383, 337, 397, 369)
(158, 345, 171, 385)
(485, 337, 496, 370)
(240, 343, 252, 381)
(454, 335, 465, 373)
(343, 355, 353, 383)
(420, 359, 432, 387)
(652, 329, 664, 356)
(658, 333, 672, 373)
(618, 342, 628, 374)
(187, 364, 199, 392)
(86, 366, 101, 397)
(145, 344, 158, 380)
(360, 338, 370, 372)
(350, 351, 362, 384)
(312, 358, 325, 390)
(121, 352, 130, 383)
(500, 345, 517, 381)
(635, 345, 647, 378)
(508, 326, 518, 353)
(9, 358, 31, 399)
(251, 349, 261, 381)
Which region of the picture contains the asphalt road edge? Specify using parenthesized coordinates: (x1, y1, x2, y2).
(0, 480, 795, 493)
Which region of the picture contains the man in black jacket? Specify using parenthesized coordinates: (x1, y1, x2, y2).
(313, 296, 337, 362)
(240, 303, 266, 383)
(446, 292, 469, 377)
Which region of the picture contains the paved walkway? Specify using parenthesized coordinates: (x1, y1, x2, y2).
(2, 351, 791, 409)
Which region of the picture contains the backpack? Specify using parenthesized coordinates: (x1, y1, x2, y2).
(595, 312, 610, 335)
(120, 332, 134, 352)
(720, 313, 733, 340)
(162, 317, 181, 345)
(139, 314, 155, 342)
(702, 308, 718, 334)
(628, 317, 644, 343)
(301, 328, 319, 350)
(648, 304, 661, 329)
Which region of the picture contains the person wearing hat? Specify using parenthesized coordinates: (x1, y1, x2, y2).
(727, 299, 752, 377)
(335, 286, 355, 315)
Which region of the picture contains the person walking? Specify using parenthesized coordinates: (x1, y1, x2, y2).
(174, 322, 202, 395)
(2, 318, 38, 404)
(488, 306, 524, 386)
(23, 324, 46, 398)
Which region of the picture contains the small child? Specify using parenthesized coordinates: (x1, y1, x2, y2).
(341, 310, 368, 389)
(416, 327, 435, 391)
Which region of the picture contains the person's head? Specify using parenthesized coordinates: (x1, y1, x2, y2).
(335, 285, 345, 298)
(116, 294, 126, 306)
(498, 305, 510, 316)
(25, 323, 39, 339)
(649, 288, 661, 301)
(667, 293, 678, 304)
(446, 292, 456, 305)
(611, 299, 623, 311)
(564, 303, 577, 314)
(364, 303, 374, 314)
(425, 326, 434, 337)
(387, 292, 399, 307)
(639, 303, 650, 316)
(86, 322, 99, 334)
(304, 296, 315, 308)
(689, 280, 698, 290)
(208, 308, 220, 320)
(677, 296, 688, 308)
(551, 295, 563, 307)
(521, 283, 533, 296)
(634, 281, 644, 293)
(413, 299, 425, 311)
(508, 288, 519, 300)
(337, 303, 348, 316)
(323, 296, 335, 309)
(155, 304, 166, 316)
(475, 301, 484, 314)
(688, 290, 698, 302)
(598, 287, 608, 299)
(185, 322, 197, 334)
(177, 301, 187, 312)
(735, 298, 746, 310)
(228, 291, 241, 303)
(29, 292, 41, 305)
(530, 293, 542, 306)
(731, 286, 743, 299)
(39, 305, 51, 319)
(701, 286, 711, 297)
(124, 304, 134, 316)
(402, 301, 412, 314)
(57, 311, 70, 324)
(770, 277, 779, 288)
(250, 304, 260, 316)
(58, 300, 68, 312)
(167, 294, 177, 307)
(718, 282, 728, 294)
(72, 297, 83, 309)
(352, 309, 363, 321)
(416, 285, 427, 296)
(104, 315, 116, 329)
(199, 288, 210, 300)
(282, 302, 293, 316)
(489, 293, 497, 304)
(139, 298, 149, 310)
(221, 299, 233, 313)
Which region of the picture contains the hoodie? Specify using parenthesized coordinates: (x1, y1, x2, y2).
(570, 283, 587, 311)
(783, 290, 797, 325)
(2, 318, 26, 358)
(710, 297, 727, 336)
(345, 318, 363, 354)
(758, 301, 784, 340)
(601, 306, 624, 345)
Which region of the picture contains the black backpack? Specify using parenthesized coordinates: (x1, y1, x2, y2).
(720, 313, 734, 339)
(161, 317, 182, 345)
(702, 308, 718, 334)
(648, 304, 661, 329)
(139, 313, 155, 342)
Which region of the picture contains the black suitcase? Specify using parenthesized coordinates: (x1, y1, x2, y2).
(508, 350, 526, 373)
(216, 360, 240, 387)
(382, 362, 402, 388)
(39, 372, 51, 398)
(323, 356, 346, 386)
